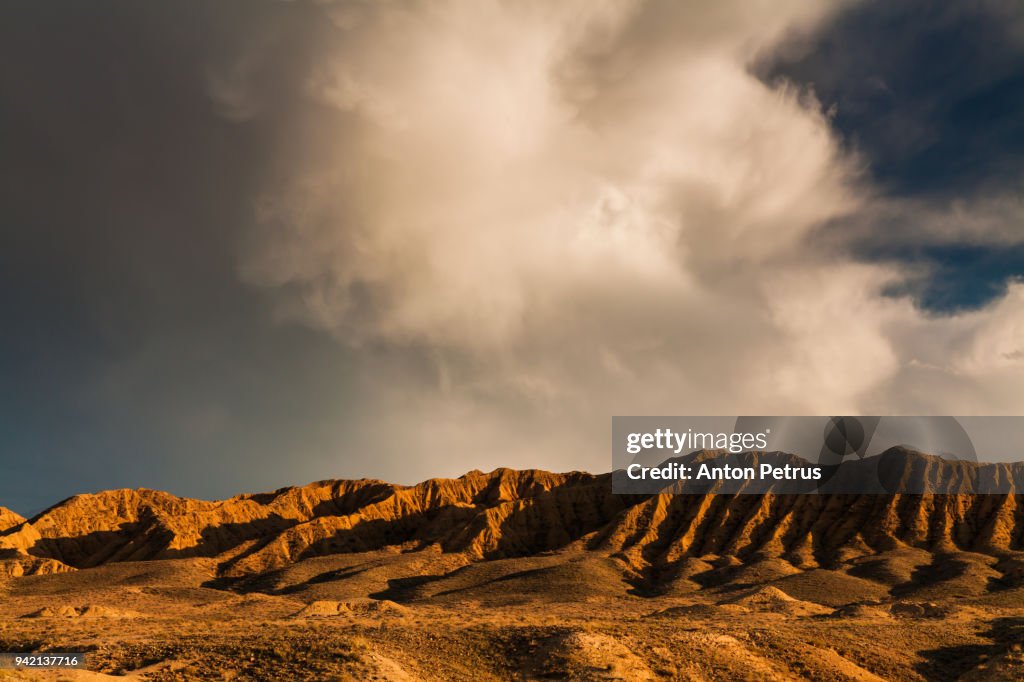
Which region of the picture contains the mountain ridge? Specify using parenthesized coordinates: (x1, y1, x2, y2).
(2, 449, 1024, 589)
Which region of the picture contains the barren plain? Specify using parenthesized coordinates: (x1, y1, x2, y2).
(1, 451, 1023, 680)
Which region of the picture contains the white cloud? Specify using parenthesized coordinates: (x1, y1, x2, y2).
(218, 0, 1024, 475)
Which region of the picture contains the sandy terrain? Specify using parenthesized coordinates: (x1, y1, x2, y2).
(1, 457, 1022, 680)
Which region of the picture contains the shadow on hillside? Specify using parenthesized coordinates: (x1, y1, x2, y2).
(24, 514, 298, 569)
(368, 574, 448, 601)
(26, 521, 170, 569)
(916, 616, 1024, 681)
(308, 482, 395, 518)
(206, 506, 489, 593)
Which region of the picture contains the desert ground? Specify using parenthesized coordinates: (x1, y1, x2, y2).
(2, 455, 1023, 680)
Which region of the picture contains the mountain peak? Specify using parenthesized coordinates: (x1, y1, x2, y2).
(0, 506, 24, 533)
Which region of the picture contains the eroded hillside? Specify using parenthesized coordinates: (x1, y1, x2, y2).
(3, 451, 1024, 680)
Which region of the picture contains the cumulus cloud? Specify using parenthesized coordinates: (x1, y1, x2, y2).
(208, 0, 1024, 474)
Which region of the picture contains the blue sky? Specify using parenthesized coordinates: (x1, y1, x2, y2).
(761, 0, 1024, 311)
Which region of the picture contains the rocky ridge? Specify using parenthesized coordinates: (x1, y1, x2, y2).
(2, 449, 1023, 591)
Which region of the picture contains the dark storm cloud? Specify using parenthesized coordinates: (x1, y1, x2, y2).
(0, 2, 363, 514)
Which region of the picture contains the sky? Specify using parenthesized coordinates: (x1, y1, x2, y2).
(2, 0, 1024, 514)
